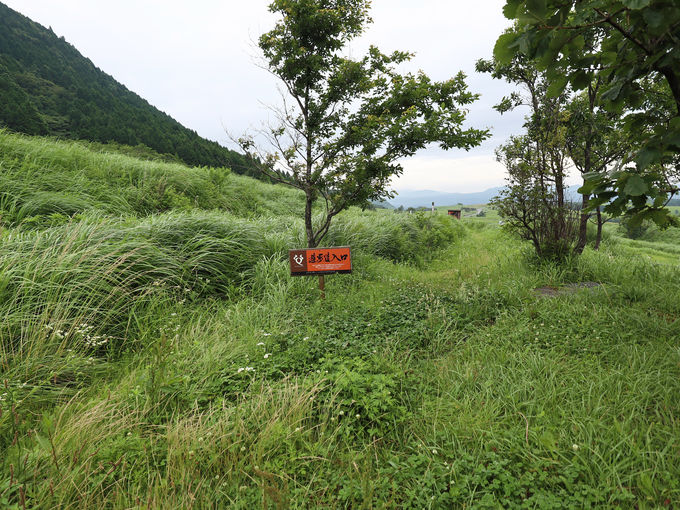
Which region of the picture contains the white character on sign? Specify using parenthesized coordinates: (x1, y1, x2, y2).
(294, 254, 304, 266)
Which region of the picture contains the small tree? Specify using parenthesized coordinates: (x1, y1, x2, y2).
(478, 53, 578, 258)
(492, 135, 580, 258)
(237, 0, 488, 248)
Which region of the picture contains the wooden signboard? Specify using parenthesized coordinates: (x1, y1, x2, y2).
(289, 246, 352, 276)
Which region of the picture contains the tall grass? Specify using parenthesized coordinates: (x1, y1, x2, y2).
(0, 129, 305, 224)
(0, 212, 296, 362)
(326, 209, 464, 263)
(0, 200, 463, 416)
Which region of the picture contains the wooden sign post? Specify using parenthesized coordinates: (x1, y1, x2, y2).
(289, 246, 352, 299)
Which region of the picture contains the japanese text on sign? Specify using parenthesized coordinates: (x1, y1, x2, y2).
(289, 246, 352, 276)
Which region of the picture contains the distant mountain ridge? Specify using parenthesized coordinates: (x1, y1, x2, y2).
(390, 185, 584, 208)
(389, 187, 504, 207)
(0, 2, 257, 175)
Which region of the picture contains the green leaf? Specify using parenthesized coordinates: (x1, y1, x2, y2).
(642, 8, 665, 28)
(600, 81, 623, 103)
(577, 182, 597, 194)
(638, 472, 655, 498)
(626, 212, 645, 230)
(648, 209, 672, 228)
(526, 0, 547, 19)
(635, 147, 661, 169)
(571, 70, 591, 90)
(503, 0, 523, 19)
(538, 430, 557, 451)
(623, 174, 648, 196)
(546, 75, 568, 97)
(494, 33, 520, 64)
(600, 51, 618, 65)
(622, 0, 651, 9)
(572, 35, 585, 50)
(664, 132, 680, 149)
(548, 30, 571, 51)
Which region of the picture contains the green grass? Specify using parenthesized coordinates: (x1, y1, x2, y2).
(605, 214, 680, 266)
(0, 129, 305, 225)
(1, 133, 679, 508)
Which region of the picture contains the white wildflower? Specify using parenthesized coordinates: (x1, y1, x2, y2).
(264, 353, 271, 359)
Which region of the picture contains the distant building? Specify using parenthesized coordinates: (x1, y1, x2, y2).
(447, 209, 461, 219)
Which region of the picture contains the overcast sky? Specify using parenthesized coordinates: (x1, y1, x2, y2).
(3, 0, 559, 193)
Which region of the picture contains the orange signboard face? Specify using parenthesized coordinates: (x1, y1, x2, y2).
(289, 246, 352, 276)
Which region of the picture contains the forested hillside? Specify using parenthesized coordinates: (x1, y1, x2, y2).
(0, 2, 258, 175)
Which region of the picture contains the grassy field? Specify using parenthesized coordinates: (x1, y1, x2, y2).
(1, 131, 679, 508)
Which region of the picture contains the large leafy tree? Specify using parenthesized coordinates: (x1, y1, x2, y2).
(496, 0, 680, 227)
(237, 0, 488, 248)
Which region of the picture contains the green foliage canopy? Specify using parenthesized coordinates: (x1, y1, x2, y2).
(239, 0, 488, 247)
(496, 0, 680, 228)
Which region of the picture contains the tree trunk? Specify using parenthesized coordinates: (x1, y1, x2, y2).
(304, 189, 315, 248)
(554, 162, 565, 209)
(594, 206, 603, 250)
(574, 192, 590, 255)
(569, 82, 597, 256)
(658, 65, 680, 116)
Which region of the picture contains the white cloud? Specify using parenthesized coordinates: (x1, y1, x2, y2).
(392, 155, 507, 193)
